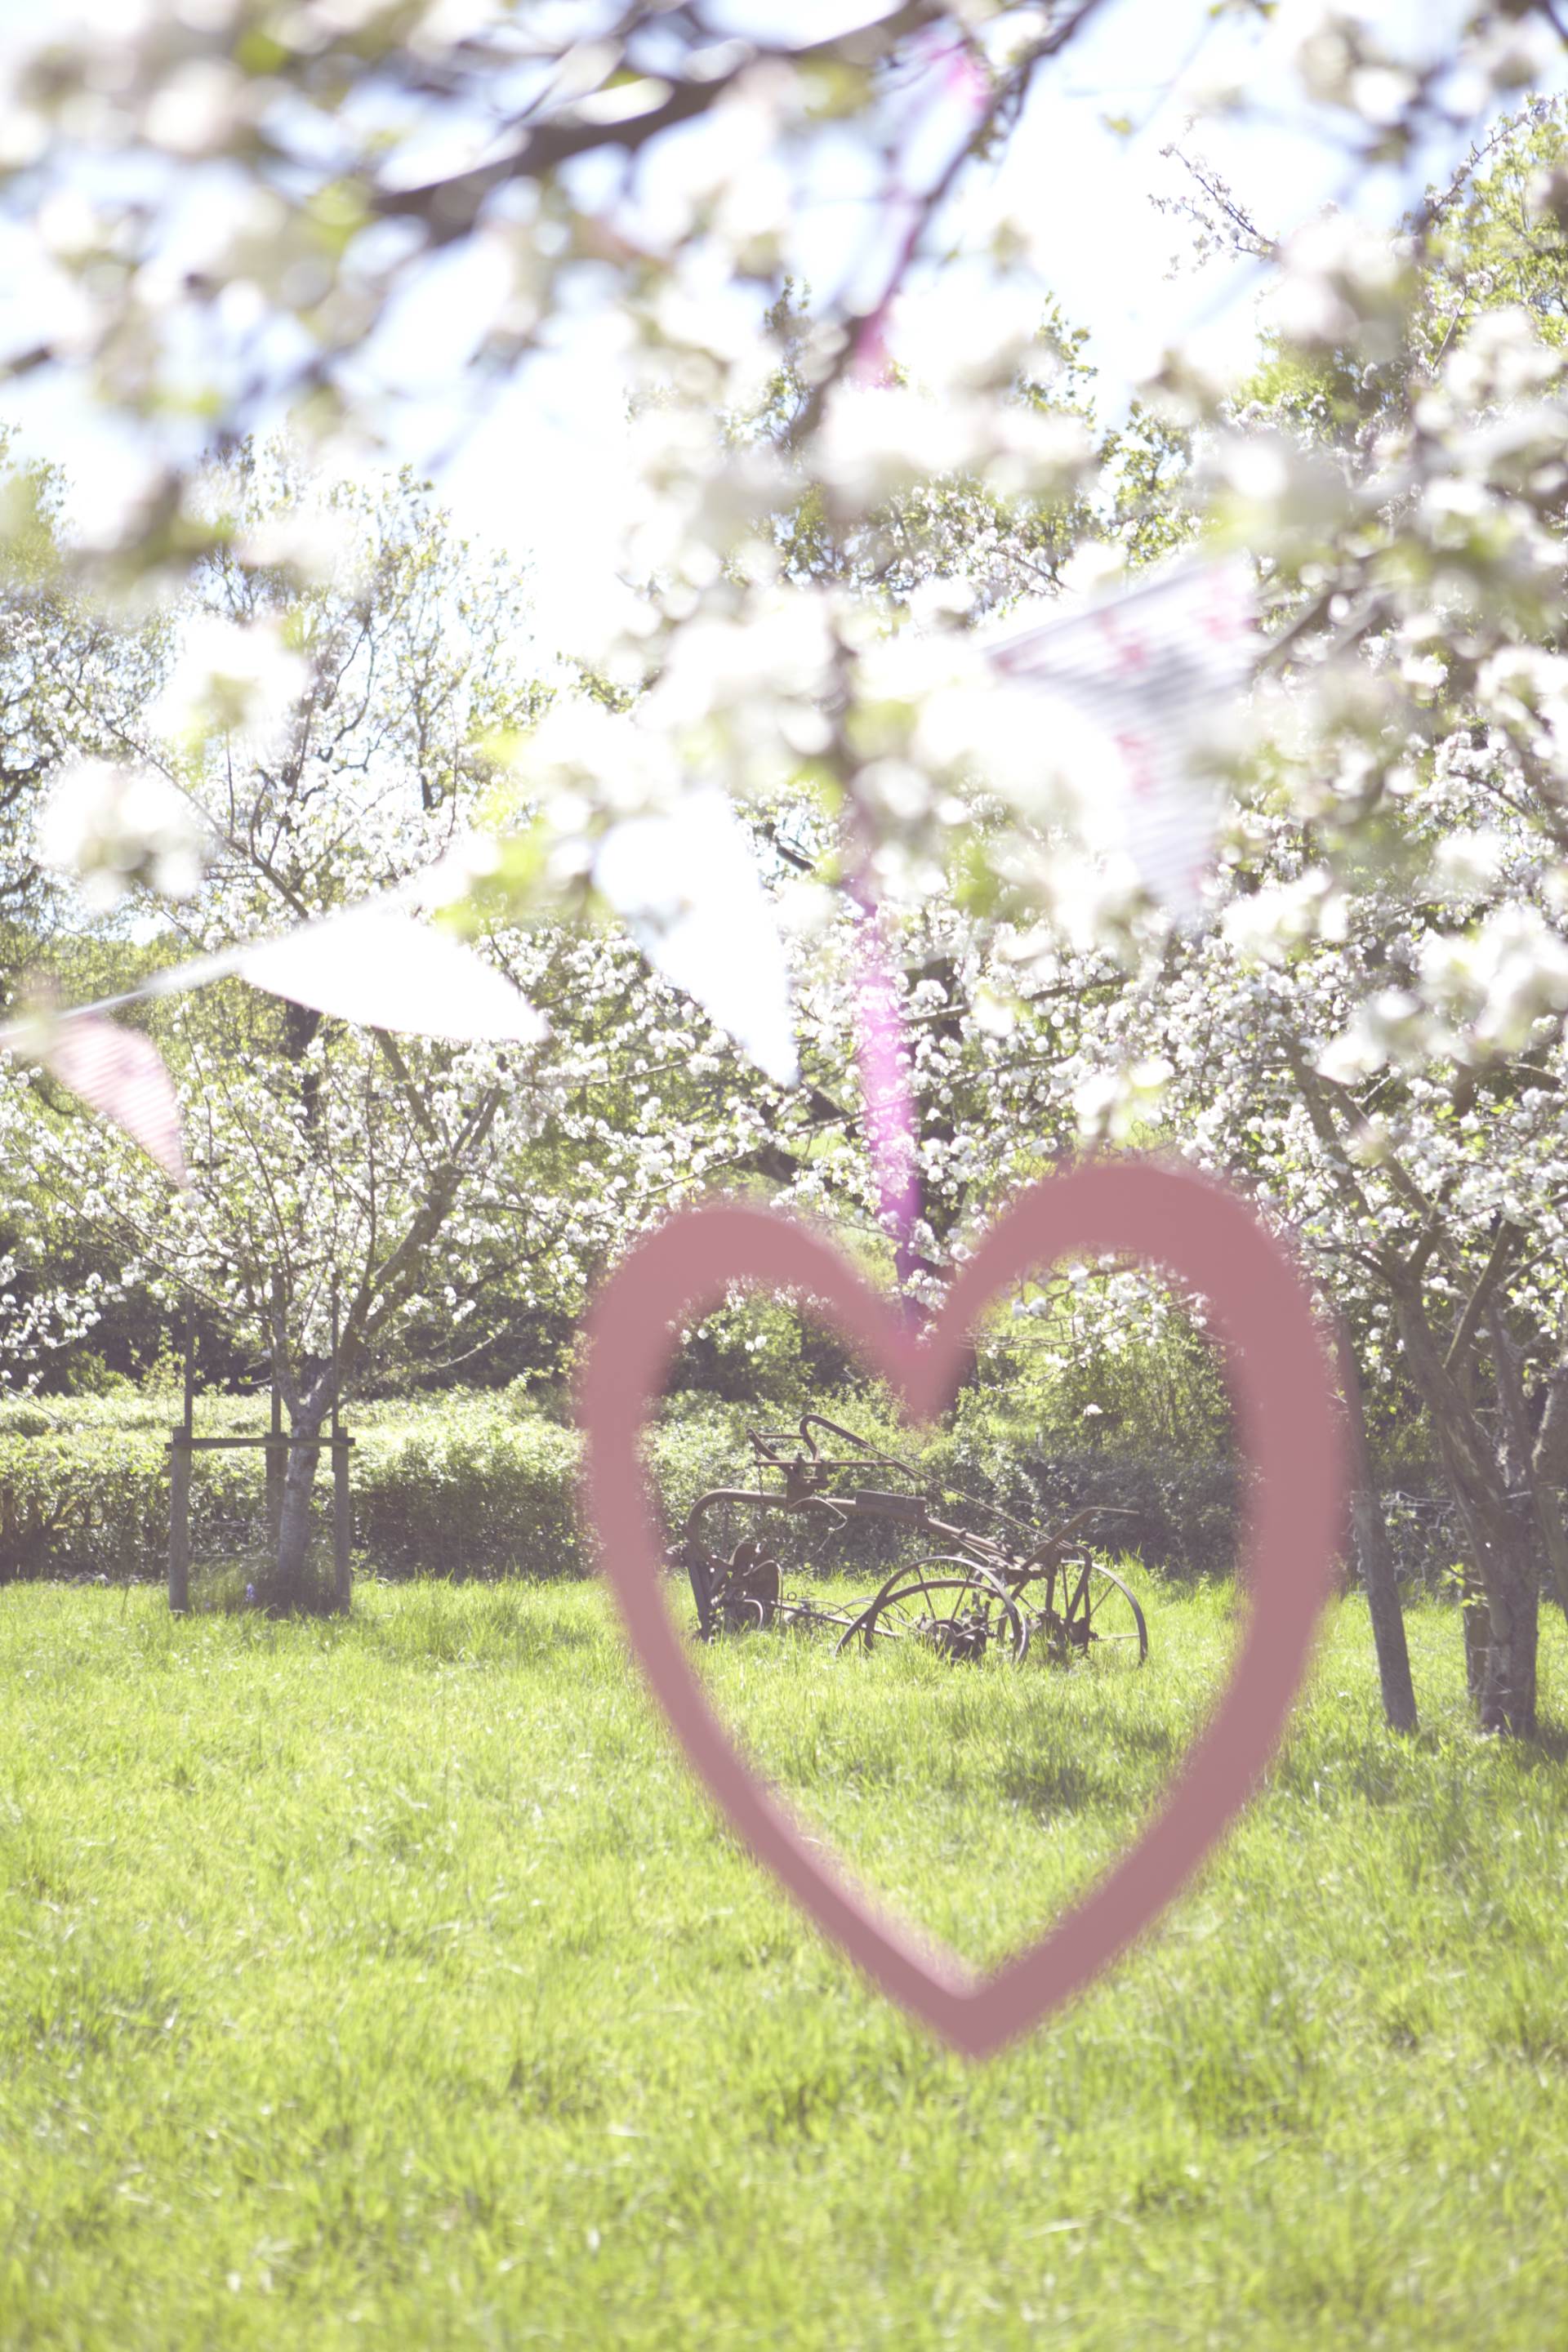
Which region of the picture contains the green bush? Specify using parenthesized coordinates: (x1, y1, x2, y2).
(666, 1292, 861, 1408)
(357, 1410, 585, 1578)
(0, 1392, 737, 1586)
(0, 1381, 1452, 1592)
(0, 1388, 256, 1440)
(649, 1396, 760, 1528)
(0, 1426, 261, 1583)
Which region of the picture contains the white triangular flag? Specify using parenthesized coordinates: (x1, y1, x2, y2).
(987, 554, 1256, 920)
(236, 905, 545, 1044)
(595, 791, 799, 1085)
(30, 1013, 188, 1186)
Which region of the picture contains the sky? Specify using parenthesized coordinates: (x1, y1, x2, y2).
(1, 0, 1566, 653)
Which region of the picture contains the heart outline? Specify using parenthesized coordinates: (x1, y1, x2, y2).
(578, 1157, 1344, 2058)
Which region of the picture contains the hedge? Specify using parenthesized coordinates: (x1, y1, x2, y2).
(358, 1415, 586, 1577)
(0, 1427, 261, 1584)
(0, 1386, 1466, 1591)
(0, 1397, 749, 1588)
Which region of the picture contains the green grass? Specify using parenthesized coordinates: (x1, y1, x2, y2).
(1, 1575, 1566, 2350)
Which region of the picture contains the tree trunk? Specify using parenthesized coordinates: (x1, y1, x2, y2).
(1389, 1280, 1539, 1736)
(1459, 1568, 1490, 1708)
(265, 1392, 329, 1612)
(1429, 1434, 1539, 1735)
(1530, 1365, 1568, 1623)
(1335, 1324, 1417, 1732)
(1462, 1501, 1539, 1735)
(1484, 1544, 1539, 1735)
(256, 1083, 504, 1614)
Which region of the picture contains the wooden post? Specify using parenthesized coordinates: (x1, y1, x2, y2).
(330, 1281, 350, 1612)
(332, 1437, 352, 1613)
(169, 1316, 194, 1613)
(168, 1435, 191, 1613)
(265, 1363, 284, 1553)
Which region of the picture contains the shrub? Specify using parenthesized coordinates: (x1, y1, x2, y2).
(357, 1410, 585, 1579)
(0, 1426, 261, 1583)
(0, 1393, 730, 1586)
(0, 1383, 1463, 1593)
(650, 1396, 762, 1530)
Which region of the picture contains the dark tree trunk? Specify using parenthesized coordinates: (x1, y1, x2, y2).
(1460, 1569, 1491, 1708)
(262, 1388, 330, 1612)
(1438, 1456, 1539, 1735)
(1528, 1365, 1568, 1624)
(1336, 1323, 1417, 1732)
(1390, 1281, 1539, 1737)
(1481, 1542, 1539, 1735)
(1448, 1488, 1539, 1735)
(1468, 1316, 1543, 1736)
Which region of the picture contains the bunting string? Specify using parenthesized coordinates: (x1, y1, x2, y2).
(2, 552, 1257, 1198)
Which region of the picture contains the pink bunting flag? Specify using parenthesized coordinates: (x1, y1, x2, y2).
(235, 905, 546, 1044)
(34, 1013, 189, 1187)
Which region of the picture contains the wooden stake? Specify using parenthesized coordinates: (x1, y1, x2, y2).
(265, 1356, 284, 1550)
(169, 1313, 195, 1613)
(168, 1434, 190, 1615)
(330, 1278, 350, 1611)
(333, 1436, 352, 1614)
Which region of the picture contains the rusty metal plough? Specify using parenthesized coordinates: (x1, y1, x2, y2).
(672, 1412, 1147, 1668)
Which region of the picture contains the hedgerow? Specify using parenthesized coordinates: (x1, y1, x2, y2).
(0, 1385, 1458, 1590)
(0, 1392, 736, 1587)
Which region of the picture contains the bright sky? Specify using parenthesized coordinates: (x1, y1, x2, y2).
(2, 0, 1566, 653)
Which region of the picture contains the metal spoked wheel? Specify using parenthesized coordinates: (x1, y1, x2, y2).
(1027, 1557, 1148, 1666)
(833, 1558, 1030, 1664)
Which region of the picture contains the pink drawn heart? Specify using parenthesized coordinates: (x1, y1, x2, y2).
(578, 1157, 1343, 2059)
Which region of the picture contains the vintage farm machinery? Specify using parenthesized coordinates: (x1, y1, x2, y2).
(673, 1412, 1147, 1668)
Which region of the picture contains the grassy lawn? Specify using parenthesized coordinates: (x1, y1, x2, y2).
(1, 1573, 1566, 2349)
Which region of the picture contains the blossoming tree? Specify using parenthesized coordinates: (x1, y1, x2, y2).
(3, 2, 1568, 1721)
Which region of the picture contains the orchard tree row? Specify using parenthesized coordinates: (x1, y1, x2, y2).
(0, 8, 1566, 1733)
